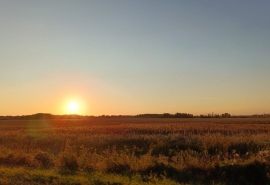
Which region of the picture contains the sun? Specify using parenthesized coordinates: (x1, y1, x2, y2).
(67, 102, 79, 113)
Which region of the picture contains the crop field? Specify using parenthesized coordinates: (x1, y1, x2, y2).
(0, 118, 270, 184)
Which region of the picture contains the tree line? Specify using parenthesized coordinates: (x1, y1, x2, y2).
(1, 113, 270, 120)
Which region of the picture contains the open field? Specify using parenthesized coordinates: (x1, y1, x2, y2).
(0, 118, 270, 184)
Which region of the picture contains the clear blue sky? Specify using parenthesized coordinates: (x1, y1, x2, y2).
(1, 1, 270, 115)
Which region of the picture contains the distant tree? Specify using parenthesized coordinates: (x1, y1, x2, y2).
(175, 113, 193, 118)
(162, 113, 171, 118)
(222, 113, 231, 118)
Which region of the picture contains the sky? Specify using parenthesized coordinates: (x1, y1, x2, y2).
(0, 1, 270, 116)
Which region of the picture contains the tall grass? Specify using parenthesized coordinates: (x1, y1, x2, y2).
(0, 118, 270, 184)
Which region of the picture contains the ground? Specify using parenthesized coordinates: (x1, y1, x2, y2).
(0, 118, 269, 184)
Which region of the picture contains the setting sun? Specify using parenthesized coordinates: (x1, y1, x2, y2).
(68, 102, 79, 113)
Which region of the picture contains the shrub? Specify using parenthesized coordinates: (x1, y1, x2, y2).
(34, 151, 54, 168)
(59, 152, 78, 171)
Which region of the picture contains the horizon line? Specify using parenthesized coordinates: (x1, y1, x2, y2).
(0, 112, 269, 117)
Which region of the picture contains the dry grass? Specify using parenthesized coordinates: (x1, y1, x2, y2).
(0, 118, 270, 184)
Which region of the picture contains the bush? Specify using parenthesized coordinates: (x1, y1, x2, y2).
(59, 152, 78, 171)
(34, 151, 54, 168)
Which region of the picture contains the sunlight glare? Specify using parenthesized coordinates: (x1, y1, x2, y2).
(68, 102, 79, 113)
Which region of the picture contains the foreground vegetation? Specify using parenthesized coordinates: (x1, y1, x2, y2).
(0, 118, 270, 184)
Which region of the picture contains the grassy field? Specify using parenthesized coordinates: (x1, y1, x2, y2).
(0, 118, 270, 184)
